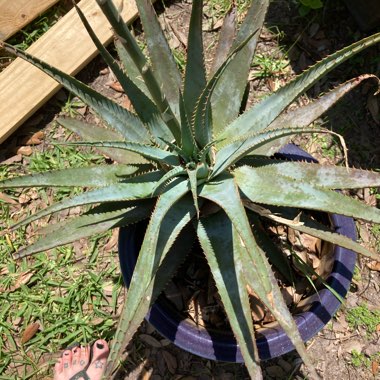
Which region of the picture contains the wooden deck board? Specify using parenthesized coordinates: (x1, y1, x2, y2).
(0, 0, 140, 144)
(0, 0, 60, 41)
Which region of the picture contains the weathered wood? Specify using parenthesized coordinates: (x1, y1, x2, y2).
(0, 0, 140, 144)
(0, 0, 60, 41)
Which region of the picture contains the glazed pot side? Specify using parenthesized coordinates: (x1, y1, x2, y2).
(118, 144, 357, 362)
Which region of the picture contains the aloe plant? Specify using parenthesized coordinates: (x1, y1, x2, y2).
(1, 0, 380, 378)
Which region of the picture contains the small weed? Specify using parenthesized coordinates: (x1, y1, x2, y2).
(346, 304, 380, 335)
(251, 53, 289, 79)
(350, 350, 380, 369)
(7, 4, 68, 51)
(60, 95, 86, 117)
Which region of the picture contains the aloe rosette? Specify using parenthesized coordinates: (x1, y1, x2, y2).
(1, 0, 380, 379)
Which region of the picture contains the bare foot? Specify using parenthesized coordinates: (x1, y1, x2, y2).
(54, 339, 109, 380)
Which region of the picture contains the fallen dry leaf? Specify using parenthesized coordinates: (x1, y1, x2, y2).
(109, 81, 124, 93)
(367, 261, 380, 272)
(162, 350, 177, 374)
(372, 361, 379, 376)
(16, 146, 33, 156)
(2, 154, 23, 164)
(21, 131, 44, 146)
(21, 322, 40, 344)
(103, 228, 119, 251)
(139, 334, 162, 348)
(0, 192, 18, 204)
(18, 193, 31, 204)
(0, 270, 35, 292)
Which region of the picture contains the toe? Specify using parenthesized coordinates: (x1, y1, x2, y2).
(78, 344, 90, 370)
(53, 358, 63, 380)
(71, 345, 82, 371)
(86, 340, 109, 380)
(61, 350, 72, 375)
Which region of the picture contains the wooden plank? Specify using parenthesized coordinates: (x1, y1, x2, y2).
(0, 0, 140, 144)
(0, 0, 60, 41)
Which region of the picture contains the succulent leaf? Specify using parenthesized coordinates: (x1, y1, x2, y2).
(197, 211, 262, 379)
(135, 0, 182, 119)
(56, 117, 148, 164)
(253, 74, 380, 155)
(242, 159, 380, 190)
(234, 166, 380, 223)
(0, 164, 144, 188)
(211, 0, 270, 135)
(212, 126, 332, 178)
(95, 0, 181, 142)
(11, 170, 166, 230)
(184, 0, 207, 116)
(114, 38, 150, 97)
(199, 174, 317, 378)
(193, 28, 260, 149)
(210, 5, 237, 75)
(105, 185, 194, 377)
(74, 3, 173, 142)
(61, 141, 180, 167)
(179, 91, 198, 157)
(220, 32, 380, 143)
(245, 203, 379, 261)
(14, 200, 154, 259)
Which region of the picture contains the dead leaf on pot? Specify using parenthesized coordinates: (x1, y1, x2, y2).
(21, 322, 40, 344)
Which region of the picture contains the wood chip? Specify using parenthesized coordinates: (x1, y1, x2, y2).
(21, 322, 40, 344)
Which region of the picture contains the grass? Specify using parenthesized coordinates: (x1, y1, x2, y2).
(0, 125, 123, 379)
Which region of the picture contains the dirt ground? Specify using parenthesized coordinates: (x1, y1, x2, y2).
(1, 0, 380, 379)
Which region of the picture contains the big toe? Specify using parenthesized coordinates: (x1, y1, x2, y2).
(86, 340, 109, 380)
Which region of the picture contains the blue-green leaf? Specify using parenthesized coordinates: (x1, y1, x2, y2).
(184, 0, 207, 116)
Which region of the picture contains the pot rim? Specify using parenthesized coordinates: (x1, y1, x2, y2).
(118, 144, 357, 362)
